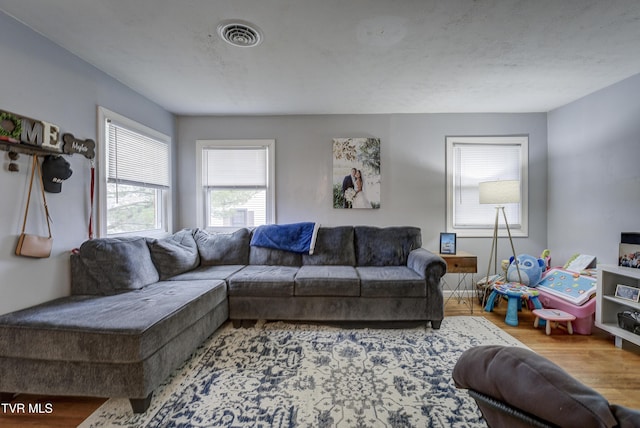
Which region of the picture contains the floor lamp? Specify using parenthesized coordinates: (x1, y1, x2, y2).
(479, 180, 522, 309)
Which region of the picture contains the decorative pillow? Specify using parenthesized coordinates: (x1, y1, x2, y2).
(195, 228, 251, 266)
(147, 229, 200, 280)
(354, 226, 422, 266)
(302, 226, 356, 266)
(76, 236, 159, 295)
(249, 245, 302, 267)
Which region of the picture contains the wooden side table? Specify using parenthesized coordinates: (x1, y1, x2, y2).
(437, 251, 478, 313)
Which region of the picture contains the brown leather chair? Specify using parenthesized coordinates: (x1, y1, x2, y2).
(453, 345, 640, 428)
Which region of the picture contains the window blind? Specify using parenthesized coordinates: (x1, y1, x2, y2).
(202, 147, 267, 187)
(107, 120, 170, 188)
(453, 143, 521, 228)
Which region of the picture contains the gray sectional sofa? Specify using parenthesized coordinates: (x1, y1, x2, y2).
(0, 225, 446, 413)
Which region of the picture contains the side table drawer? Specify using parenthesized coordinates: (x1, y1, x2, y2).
(445, 257, 477, 273)
(436, 251, 478, 274)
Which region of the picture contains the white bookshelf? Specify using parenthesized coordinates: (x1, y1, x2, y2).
(596, 265, 640, 348)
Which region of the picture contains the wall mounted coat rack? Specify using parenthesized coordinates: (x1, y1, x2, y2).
(0, 108, 95, 159)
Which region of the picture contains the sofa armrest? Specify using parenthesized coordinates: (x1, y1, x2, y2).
(407, 248, 446, 286)
(611, 404, 640, 428)
(453, 345, 619, 428)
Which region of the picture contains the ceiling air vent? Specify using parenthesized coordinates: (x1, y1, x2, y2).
(218, 20, 263, 48)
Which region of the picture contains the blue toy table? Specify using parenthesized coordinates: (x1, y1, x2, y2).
(484, 282, 543, 326)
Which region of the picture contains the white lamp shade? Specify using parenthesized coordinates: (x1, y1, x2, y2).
(479, 180, 520, 204)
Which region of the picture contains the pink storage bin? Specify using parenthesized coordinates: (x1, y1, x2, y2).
(537, 289, 596, 335)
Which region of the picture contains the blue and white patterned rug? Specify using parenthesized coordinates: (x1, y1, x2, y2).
(81, 316, 525, 428)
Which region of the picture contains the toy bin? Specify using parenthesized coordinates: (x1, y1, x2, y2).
(537, 289, 596, 335)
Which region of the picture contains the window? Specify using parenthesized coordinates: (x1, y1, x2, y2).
(446, 136, 528, 237)
(97, 107, 171, 237)
(196, 140, 275, 231)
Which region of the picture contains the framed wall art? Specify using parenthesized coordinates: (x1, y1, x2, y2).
(332, 138, 380, 209)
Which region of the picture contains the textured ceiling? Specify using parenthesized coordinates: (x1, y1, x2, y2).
(2, 0, 640, 115)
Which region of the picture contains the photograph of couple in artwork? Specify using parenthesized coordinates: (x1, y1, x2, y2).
(332, 138, 381, 209)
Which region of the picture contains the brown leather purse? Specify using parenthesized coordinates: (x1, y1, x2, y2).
(16, 156, 53, 258)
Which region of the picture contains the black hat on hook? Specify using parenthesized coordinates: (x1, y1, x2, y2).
(41, 155, 73, 193)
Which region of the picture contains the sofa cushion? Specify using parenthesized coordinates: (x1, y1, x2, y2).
(295, 265, 360, 296)
(71, 236, 159, 295)
(0, 280, 227, 363)
(195, 228, 251, 266)
(452, 345, 619, 428)
(168, 264, 245, 281)
(354, 226, 422, 266)
(147, 229, 200, 280)
(357, 266, 426, 297)
(249, 245, 302, 266)
(228, 265, 298, 297)
(302, 226, 356, 266)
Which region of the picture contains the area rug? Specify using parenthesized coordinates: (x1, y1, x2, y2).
(81, 316, 526, 428)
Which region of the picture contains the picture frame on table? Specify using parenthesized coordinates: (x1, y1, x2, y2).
(615, 284, 640, 303)
(440, 232, 456, 255)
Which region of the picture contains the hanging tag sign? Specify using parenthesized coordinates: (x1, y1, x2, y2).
(62, 133, 95, 159)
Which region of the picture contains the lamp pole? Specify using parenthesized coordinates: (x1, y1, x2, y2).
(481, 205, 522, 310)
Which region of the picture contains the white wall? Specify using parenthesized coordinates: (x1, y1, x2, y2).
(547, 73, 640, 265)
(177, 112, 548, 278)
(0, 12, 176, 315)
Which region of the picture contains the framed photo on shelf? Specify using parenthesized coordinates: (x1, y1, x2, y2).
(440, 233, 456, 255)
(615, 284, 640, 303)
(618, 243, 640, 269)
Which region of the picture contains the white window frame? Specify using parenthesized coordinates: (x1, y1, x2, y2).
(445, 135, 528, 238)
(196, 139, 276, 231)
(97, 106, 172, 238)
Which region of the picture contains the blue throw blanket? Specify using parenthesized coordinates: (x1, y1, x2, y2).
(250, 222, 319, 254)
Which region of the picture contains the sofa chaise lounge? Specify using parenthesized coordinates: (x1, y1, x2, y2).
(0, 225, 446, 413)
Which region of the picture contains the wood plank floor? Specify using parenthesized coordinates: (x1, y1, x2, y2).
(1, 298, 639, 427)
